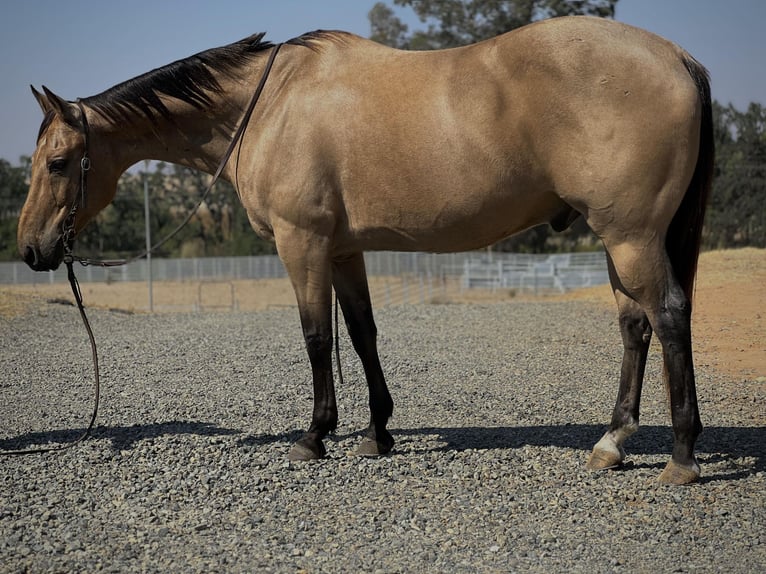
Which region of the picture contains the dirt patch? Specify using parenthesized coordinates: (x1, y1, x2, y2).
(2, 248, 763, 380)
(546, 248, 766, 381)
(685, 249, 765, 381)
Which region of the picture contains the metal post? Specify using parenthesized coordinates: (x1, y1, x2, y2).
(143, 160, 153, 312)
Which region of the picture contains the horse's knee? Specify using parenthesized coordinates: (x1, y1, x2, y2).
(304, 331, 333, 362)
(662, 291, 691, 324)
(618, 311, 652, 349)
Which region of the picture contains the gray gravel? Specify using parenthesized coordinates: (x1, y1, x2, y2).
(1, 299, 764, 573)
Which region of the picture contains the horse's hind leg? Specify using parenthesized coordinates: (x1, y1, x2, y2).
(332, 253, 394, 456)
(600, 241, 702, 484)
(588, 254, 652, 471)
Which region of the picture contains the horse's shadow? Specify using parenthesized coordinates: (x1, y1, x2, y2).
(240, 423, 765, 482)
(207, 422, 766, 482)
(0, 420, 241, 453)
(3, 422, 762, 482)
(387, 424, 766, 482)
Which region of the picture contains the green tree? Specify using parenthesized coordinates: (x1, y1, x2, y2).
(369, 2, 411, 49)
(370, 0, 617, 49)
(706, 102, 766, 248)
(27, 161, 277, 261)
(0, 158, 30, 260)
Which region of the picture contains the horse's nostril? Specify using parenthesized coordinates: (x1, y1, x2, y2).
(22, 245, 38, 268)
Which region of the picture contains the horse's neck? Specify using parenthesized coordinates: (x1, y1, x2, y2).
(100, 93, 245, 177)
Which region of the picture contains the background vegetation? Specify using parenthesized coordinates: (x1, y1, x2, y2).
(0, 0, 762, 260)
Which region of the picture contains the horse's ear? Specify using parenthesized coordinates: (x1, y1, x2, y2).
(31, 85, 53, 114)
(40, 85, 82, 130)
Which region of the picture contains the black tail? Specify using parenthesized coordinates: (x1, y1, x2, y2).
(666, 54, 714, 306)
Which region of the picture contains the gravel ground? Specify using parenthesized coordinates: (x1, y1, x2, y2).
(1, 300, 764, 573)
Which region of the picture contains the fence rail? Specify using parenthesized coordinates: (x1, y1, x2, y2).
(0, 252, 474, 285)
(0, 251, 609, 304)
(461, 251, 609, 294)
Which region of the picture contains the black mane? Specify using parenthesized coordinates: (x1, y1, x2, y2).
(286, 29, 352, 52)
(82, 33, 274, 125)
(37, 110, 56, 143)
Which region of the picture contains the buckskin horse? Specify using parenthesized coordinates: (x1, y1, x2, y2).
(17, 16, 712, 484)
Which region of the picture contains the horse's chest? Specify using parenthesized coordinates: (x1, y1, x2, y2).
(246, 212, 275, 242)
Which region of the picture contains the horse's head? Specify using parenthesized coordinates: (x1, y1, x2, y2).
(18, 87, 118, 271)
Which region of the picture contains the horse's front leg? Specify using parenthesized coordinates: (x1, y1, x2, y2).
(277, 231, 336, 461)
(332, 253, 394, 456)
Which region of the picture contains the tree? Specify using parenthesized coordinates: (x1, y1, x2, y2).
(370, 0, 617, 49)
(369, 3, 411, 49)
(0, 158, 28, 259)
(706, 102, 766, 248)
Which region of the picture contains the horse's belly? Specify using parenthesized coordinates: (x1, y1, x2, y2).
(340, 189, 565, 254)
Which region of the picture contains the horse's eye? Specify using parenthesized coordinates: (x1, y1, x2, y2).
(48, 159, 67, 174)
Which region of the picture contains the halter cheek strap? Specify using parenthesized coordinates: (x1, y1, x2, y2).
(62, 100, 91, 262)
(76, 99, 91, 210)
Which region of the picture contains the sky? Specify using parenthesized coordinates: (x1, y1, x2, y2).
(1, 0, 764, 163)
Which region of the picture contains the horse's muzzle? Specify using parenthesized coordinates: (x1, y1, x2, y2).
(20, 241, 63, 271)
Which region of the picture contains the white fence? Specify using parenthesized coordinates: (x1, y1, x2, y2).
(461, 251, 609, 294)
(0, 255, 289, 285)
(0, 252, 470, 285)
(0, 251, 609, 296)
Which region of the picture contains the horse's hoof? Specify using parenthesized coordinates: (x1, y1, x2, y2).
(586, 446, 624, 471)
(288, 438, 326, 461)
(355, 430, 394, 457)
(658, 459, 700, 485)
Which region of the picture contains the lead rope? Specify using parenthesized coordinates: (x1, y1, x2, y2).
(335, 294, 344, 388)
(1, 44, 282, 455)
(1, 261, 100, 455)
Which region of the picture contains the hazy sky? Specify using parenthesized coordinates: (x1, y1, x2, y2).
(1, 0, 763, 162)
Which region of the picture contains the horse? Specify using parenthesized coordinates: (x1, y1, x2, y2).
(18, 16, 713, 485)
